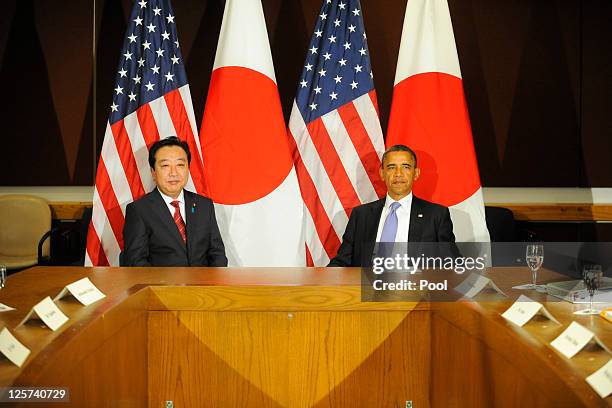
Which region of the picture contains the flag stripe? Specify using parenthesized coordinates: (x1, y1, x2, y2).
(147, 94, 198, 193)
(94, 158, 126, 249)
(100, 124, 134, 207)
(110, 120, 145, 200)
(149, 96, 178, 137)
(177, 86, 207, 194)
(288, 129, 340, 260)
(86, 221, 108, 266)
(84, 252, 93, 267)
(123, 111, 155, 193)
(305, 244, 314, 267)
(303, 197, 331, 265)
(289, 104, 348, 238)
(178, 85, 204, 163)
(164, 88, 205, 193)
(368, 90, 380, 118)
(136, 103, 161, 148)
(306, 118, 361, 216)
(353, 92, 385, 158)
(92, 186, 122, 265)
(322, 108, 378, 203)
(336, 101, 385, 198)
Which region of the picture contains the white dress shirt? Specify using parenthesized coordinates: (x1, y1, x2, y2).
(375, 193, 413, 242)
(158, 188, 186, 224)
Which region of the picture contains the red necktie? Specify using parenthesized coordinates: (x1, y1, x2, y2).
(170, 200, 186, 244)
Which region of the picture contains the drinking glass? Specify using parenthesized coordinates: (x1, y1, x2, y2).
(525, 244, 544, 289)
(574, 264, 603, 315)
(0, 265, 6, 289)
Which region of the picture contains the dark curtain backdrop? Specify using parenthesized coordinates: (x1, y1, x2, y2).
(1, 0, 610, 187)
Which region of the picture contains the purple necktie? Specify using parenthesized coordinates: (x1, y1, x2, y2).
(380, 202, 401, 242)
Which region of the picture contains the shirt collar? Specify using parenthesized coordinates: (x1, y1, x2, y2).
(158, 188, 184, 205)
(384, 192, 413, 210)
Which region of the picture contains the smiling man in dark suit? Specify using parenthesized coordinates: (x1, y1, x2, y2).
(328, 145, 455, 267)
(122, 136, 227, 267)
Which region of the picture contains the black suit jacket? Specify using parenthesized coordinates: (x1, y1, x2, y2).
(328, 196, 456, 267)
(122, 189, 228, 266)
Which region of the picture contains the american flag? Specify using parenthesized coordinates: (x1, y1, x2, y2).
(288, 0, 386, 266)
(85, 0, 204, 266)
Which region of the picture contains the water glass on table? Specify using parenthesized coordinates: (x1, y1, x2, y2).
(525, 244, 544, 290)
(0, 265, 6, 289)
(574, 264, 603, 315)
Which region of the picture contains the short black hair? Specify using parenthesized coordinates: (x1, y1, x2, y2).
(148, 136, 191, 169)
(381, 144, 417, 168)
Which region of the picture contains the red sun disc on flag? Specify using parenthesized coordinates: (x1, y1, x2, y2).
(386, 72, 481, 207)
(201, 66, 293, 205)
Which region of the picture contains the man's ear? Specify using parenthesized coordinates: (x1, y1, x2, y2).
(379, 166, 384, 181)
(414, 167, 421, 181)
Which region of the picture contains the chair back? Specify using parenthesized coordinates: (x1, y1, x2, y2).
(485, 206, 517, 242)
(0, 195, 51, 268)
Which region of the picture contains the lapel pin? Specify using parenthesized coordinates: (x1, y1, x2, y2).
(418, 213, 423, 218)
(192, 203, 196, 213)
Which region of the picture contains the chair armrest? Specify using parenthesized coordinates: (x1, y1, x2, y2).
(38, 228, 58, 264)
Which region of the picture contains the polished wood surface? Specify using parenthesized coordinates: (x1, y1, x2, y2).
(0, 267, 610, 407)
(48, 202, 612, 221)
(49, 202, 91, 220)
(498, 203, 612, 221)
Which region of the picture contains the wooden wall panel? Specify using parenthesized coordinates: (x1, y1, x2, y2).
(148, 310, 430, 407)
(77, 315, 148, 408)
(582, 0, 612, 187)
(1, 1, 612, 186)
(431, 313, 555, 407)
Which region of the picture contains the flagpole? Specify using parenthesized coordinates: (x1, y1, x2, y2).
(92, 0, 97, 181)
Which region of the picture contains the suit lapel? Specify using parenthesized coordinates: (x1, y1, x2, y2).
(365, 199, 385, 259)
(151, 189, 187, 250)
(184, 190, 196, 257)
(408, 196, 424, 242)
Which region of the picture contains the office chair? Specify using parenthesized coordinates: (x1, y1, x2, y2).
(0, 194, 52, 270)
(485, 206, 518, 242)
(485, 206, 538, 267)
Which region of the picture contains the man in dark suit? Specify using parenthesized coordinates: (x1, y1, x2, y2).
(122, 136, 227, 266)
(328, 145, 455, 267)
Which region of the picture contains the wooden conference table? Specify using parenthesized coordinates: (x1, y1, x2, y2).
(0, 266, 610, 407)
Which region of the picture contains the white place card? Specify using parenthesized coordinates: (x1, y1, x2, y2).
(501, 295, 560, 327)
(17, 297, 68, 331)
(550, 321, 612, 358)
(0, 327, 30, 367)
(586, 358, 612, 399)
(0, 303, 15, 313)
(54, 277, 105, 306)
(454, 272, 507, 298)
